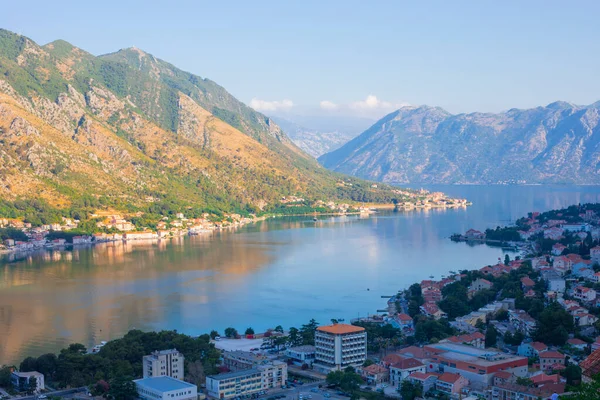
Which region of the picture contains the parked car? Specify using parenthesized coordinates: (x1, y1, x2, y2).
(323, 394, 331, 398)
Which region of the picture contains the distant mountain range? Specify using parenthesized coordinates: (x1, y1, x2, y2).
(270, 115, 373, 157)
(0, 29, 402, 217)
(319, 102, 600, 184)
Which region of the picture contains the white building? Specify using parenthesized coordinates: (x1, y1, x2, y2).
(314, 323, 367, 373)
(285, 345, 316, 366)
(143, 349, 185, 380)
(134, 376, 197, 400)
(11, 371, 44, 393)
(207, 369, 263, 399)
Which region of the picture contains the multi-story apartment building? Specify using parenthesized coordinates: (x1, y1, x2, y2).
(206, 362, 287, 400)
(143, 349, 185, 380)
(134, 376, 197, 400)
(207, 369, 263, 399)
(222, 350, 270, 371)
(314, 323, 367, 373)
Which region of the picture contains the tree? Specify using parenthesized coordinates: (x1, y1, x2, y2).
(224, 327, 238, 338)
(505, 254, 511, 265)
(562, 364, 581, 386)
(0, 366, 13, 390)
(300, 319, 319, 345)
(245, 327, 255, 336)
(400, 380, 423, 400)
(274, 325, 284, 333)
(26, 376, 38, 395)
(569, 375, 600, 399)
(326, 371, 344, 387)
(495, 309, 509, 321)
(515, 377, 533, 387)
(107, 375, 137, 400)
(533, 302, 574, 346)
(362, 359, 374, 367)
(485, 325, 498, 347)
(209, 330, 220, 339)
(288, 327, 302, 347)
(185, 360, 206, 387)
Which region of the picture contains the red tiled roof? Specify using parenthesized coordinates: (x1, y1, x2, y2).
(398, 346, 426, 359)
(539, 351, 565, 359)
(381, 354, 405, 365)
(363, 364, 388, 374)
(494, 371, 512, 380)
(531, 373, 559, 384)
(391, 357, 424, 370)
(581, 348, 600, 378)
(521, 277, 535, 286)
(530, 342, 548, 351)
(567, 338, 587, 346)
(397, 313, 413, 322)
(438, 372, 461, 384)
(316, 323, 365, 334)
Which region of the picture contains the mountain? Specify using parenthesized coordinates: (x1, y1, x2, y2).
(0, 29, 403, 223)
(269, 116, 368, 158)
(319, 102, 600, 184)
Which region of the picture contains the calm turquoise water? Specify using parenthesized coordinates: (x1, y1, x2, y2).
(1, 185, 600, 364)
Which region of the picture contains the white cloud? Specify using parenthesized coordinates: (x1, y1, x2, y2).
(349, 95, 405, 110)
(319, 100, 338, 110)
(249, 98, 294, 112)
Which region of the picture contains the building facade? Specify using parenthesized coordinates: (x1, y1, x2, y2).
(134, 376, 197, 400)
(285, 345, 316, 366)
(11, 371, 45, 393)
(143, 349, 185, 380)
(314, 323, 367, 372)
(207, 369, 263, 399)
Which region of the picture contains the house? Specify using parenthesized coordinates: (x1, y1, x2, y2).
(508, 310, 537, 335)
(592, 337, 600, 352)
(552, 256, 572, 273)
(465, 229, 485, 239)
(468, 278, 493, 298)
(493, 382, 565, 400)
(591, 272, 600, 284)
(380, 353, 406, 368)
(548, 277, 566, 293)
(573, 286, 597, 302)
(517, 342, 548, 358)
(591, 246, 600, 262)
(575, 313, 598, 327)
(359, 364, 389, 384)
(552, 243, 567, 256)
(581, 348, 600, 382)
(11, 371, 45, 393)
(530, 373, 560, 386)
(520, 276, 535, 290)
(435, 372, 468, 396)
(441, 332, 485, 349)
(285, 346, 315, 366)
(72, 235, 92, 245)
(562, 223, 591, 232)
(396, 313, 414, 330)
(567, 338, 588, 351)
(492, 371, 515, 387)
(389, 358, 426, 386)
(407, 372, 439, 393)
(539, 351, 565, 371)
(420, 302, 447, 320)
(544, 227, 564, 240)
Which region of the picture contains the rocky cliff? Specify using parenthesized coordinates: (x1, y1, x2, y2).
(319, 102, 600, 184)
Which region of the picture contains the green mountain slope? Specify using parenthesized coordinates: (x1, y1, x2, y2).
(0, 29, 405, 225)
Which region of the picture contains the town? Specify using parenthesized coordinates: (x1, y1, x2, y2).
(5, 204, 600, 399)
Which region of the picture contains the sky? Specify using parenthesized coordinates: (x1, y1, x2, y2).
(2, 0, 600, 119)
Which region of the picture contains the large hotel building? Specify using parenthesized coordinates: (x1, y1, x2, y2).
(314, 323, 367, 373)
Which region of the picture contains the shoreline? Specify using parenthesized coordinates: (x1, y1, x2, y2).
(0, 201, 470, 258)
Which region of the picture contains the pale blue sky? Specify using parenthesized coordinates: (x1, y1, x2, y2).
(2, 0, 599, 118)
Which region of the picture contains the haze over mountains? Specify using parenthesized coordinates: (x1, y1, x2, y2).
(269, 114, 374, 157)
(0, 29, 400, 215)
(318, 102, 600, 185)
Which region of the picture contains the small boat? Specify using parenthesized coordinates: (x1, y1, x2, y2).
(313, 217, 318, 221)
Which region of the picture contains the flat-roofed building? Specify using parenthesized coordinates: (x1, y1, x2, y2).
(314, 323, 367, 373)
(222, 350, 270, 371)
(11, 371, 44, 393)
(285, 345, 316, 366)
(134, 376, 197, 400)
(207, 369, 263, 399)
(423, 343, 528, 386)
(143, 349, 185, 380)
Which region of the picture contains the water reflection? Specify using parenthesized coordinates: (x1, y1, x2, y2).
(1, 185, 600, 364)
